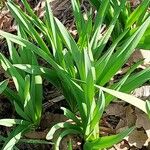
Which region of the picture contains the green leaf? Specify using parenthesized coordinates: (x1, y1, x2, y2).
(46, 122, 82, 140)
(0, 79, 9, 94)
(96, 85, 147, 114)
(45, 0, 64, 65)
(54, 18, 84, 79)
(23, 75, 35, 122)
(14, 64, 52, 75)
(90, 90, 105, 131)
(63, 50, 76, 78)
(98, 16, 150, 86)
(91, 0, 109, 49)
(96, 29, 129, 83)
(7, 1, 50, 55)
(17, 25, 33, 64)
(93, 0, 109, 32)
(31, 75, 42, 124)
(71, 0, 85, 36)
(120, 67, 150, 93)
(84, 47, 95, 108)
(24, 75, 30, 104)
(137, 26, 150, 49)
(82, 45, 99, 139)
(3, 87, 22, 106)
(84, 127, 134, 150)
(146, 100, 150, 118)
(61, 107, 81, 126)
(0, 30, 86, 121)
(89, 0, 100, 10)
(0, 119, 30, 127)
(0, 53, 25, 99)
(55, 129, 81, 150)
(2, 124, 30, 150)
(14, 102, 31, 121)
(94, 0, 126, 58)
(6, 39, 22, 64)
(14, 64, 60, 88)
(126, 0, 150, 28)
(0, 30, 57, 71)
(68, 139, 73, 150)
(20, 0, 45, 31)
(106, 60, 144, 105)
(84, 89, 105, 141)
(45, 0, 57, 54)
(111, 60, 143, 91)
(0, 135, 6, 142)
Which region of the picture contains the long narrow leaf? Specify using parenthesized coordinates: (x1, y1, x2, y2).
(99, 16, 150, 86)
(126, 0, 150, 28)
(84, 127, 134, 150)
(0, 80, 9, 94)
(0, 119, 30, 127)
(46, 122, 82, 140)
(96, 85, 147, 113)
(2, 124, 30, 150)
(7, 1, 50, 55)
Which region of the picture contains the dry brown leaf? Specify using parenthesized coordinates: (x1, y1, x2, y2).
(40, 113, 67, 130)
(128, 50, 150, 67)
(106, 103, 125, 117)
(130, 0, 140, 7)
(60, 135, 82, 150)
(125, 106, 137, 127)
(113, 140, 130, 150)
(116, 119, 126, 130)
(34, 0, 45, 18)
(116, 126, 129, 133)
(0, 10, 15, 32)
(126, 129, 148, 148)
(25, 130, 48, 139)
(50, 0, 70, 16)
(108, 147, 116, 150)
(136, 112, 150, 137)
(145, 138, 150, 147)
(115, 106, 136, 131)
(132, 85, 150, 100)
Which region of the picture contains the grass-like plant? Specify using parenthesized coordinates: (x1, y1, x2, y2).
(0, 0, 150, 149)
(0, 27, 43, 149)
(89, 0, 150, 49)
(0, 80, 8, 95)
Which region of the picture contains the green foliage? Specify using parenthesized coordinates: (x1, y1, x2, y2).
(0, 80, 8, 94)
(0, 22, 43, 150)
(0, 0, 150, 149)
(0, 53, 43, 149)
(84, 127, 134, 150)
(68, 139, 73, 150)
(146, 100, 150, 118)
(89, 0, 150, 49)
